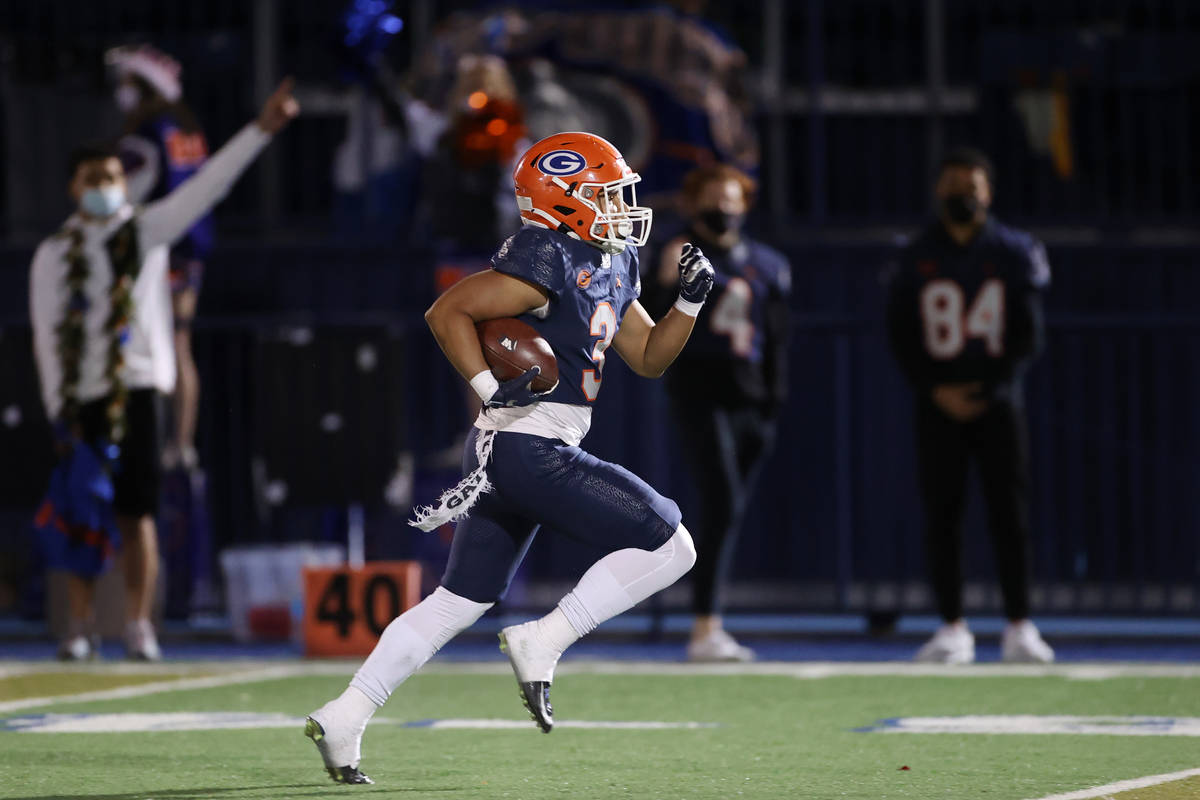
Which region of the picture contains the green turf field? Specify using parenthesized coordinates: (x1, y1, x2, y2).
(1, 662, 1198, 799)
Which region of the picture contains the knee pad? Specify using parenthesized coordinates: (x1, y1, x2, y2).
(666, 524, 698, 575)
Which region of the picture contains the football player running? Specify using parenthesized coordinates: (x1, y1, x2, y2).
(305, 132, 715, 784)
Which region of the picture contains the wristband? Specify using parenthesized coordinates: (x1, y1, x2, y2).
(469, 369, 500, 402)
(673, 297, 705, 317)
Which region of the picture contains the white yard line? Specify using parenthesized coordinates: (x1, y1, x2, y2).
(401, 661, 1200, 680)
(862, 715, 1200, 737)
(1026, 767, 1200, 799)
(0, 662, 225, 679)
(3, 659, 1200, 714)
(552, 661, 1200, 680)
(0, 664, 309, 713)
(1, 712, 720, 734)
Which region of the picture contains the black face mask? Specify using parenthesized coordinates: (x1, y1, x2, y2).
(941, 194, 981, 225)
(696, 209, 743, 238)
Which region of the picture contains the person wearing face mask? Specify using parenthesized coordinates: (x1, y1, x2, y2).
(29, 80, 299, 661)
(651, 164, 791, 662)
(107, 44, 211, 471)
(885, 147, 1054, 664)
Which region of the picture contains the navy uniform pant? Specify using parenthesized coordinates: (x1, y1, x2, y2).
(441, 429, 682, 604)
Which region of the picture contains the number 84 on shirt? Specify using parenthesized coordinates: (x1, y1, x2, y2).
(920, 278, 1005, 359)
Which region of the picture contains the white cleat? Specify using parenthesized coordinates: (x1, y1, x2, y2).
(915, 623, 976, 664)
(305, 700, 373, 784)
(1002, 620, 1055, 663)
(686, 630, 755, 663)
(499, 620, 561, 733)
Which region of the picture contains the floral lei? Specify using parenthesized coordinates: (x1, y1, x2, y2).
(55, 218, 141, 444)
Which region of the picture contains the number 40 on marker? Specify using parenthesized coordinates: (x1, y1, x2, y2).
(302, 562, 422, 657)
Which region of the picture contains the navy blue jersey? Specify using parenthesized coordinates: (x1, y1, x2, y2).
(661, 234, 791, 411)
(490, 226, 642, 406)
(684, 238, 790, 362)
(120, 113, 214, 261)
(886, 218, 1051, 396)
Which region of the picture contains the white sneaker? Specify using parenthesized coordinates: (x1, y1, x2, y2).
(125, 620, 162, 662)
(499, 620, 560, 733)
(915, 623, 976, 664)
(687, 630, 755, 663)
(306, 691, 374, 784)
(1002, 620, 1055, 663)
(58, 634, 96, 661)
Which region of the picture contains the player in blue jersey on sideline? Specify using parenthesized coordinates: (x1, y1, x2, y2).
(306, 132, 716, 785)
(886, 147, 1054, 665)
(108, 45, 213, 470)
(650, 164, 791, 663)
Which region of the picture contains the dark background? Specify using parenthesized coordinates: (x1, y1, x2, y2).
(0, 0, 1197, 622)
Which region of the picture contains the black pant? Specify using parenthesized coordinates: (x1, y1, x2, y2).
(915, 398, 1032, 621)
(77, 389, 164, 518)
(672, 401, 776, 615)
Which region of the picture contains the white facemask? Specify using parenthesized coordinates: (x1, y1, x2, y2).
(115, 84, 141, 113)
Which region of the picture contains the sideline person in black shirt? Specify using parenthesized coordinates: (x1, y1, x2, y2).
(885, 147, 1054, 664)
(651, 164, 791, 662)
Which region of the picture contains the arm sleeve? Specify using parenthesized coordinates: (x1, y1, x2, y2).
(1005, 290, 1046, 362)
(1025, 239, 1052, 291)
(118, 134, 161, 204)
(884, 257, 935, 395)
(29, 244, 64, 419)
(986, 241, 1051, 388)
(490, 227, 567, 299)
(137, 122, 270, 251)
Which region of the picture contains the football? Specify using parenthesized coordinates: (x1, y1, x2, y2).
(476, 317, 559, 394)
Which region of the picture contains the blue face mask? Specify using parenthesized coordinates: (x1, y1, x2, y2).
(80, 185, 126, 218)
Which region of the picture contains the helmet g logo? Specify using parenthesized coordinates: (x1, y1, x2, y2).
(536, 149, 586, 176)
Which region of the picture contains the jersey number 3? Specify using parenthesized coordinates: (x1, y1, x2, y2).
(581, 302, 617, 401)
(920, 279, 1005, 359)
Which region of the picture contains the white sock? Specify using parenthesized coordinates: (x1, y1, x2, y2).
(349, 586, 492, 706)
(329, 685, 379, 725)
(534, 607, 582, 653)
(308, 685, 379, 770)
(556, 525, 696, 639)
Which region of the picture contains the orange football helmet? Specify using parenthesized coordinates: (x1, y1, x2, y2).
(512, 132, 652, 253)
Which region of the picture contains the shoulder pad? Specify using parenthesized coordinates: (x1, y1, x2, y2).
(994, 223, 1051, 290)
(491, 226, 568, 297)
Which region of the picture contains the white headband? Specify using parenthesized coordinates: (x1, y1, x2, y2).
(105, 45, 182, 103)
